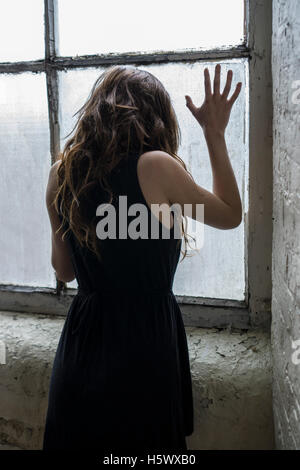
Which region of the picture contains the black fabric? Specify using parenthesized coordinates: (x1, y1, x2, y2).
(42, 153, 194, 451)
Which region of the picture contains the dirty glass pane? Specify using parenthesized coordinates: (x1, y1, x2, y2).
(0, 0, 44, 62)
(0, 73, 54, 288)
(58, 0, 245, 57)
(58, 59, 248, 300)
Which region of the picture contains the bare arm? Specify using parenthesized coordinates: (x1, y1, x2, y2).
(138, 65, 243, 229)
(45, 161, 75, 283)
(202, 127, 242, 224)
(185, 64, 242, 221)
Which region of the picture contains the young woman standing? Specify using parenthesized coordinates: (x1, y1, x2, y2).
(43, 64, 242, 451)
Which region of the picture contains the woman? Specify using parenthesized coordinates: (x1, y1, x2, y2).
(43, 64, 242, 451)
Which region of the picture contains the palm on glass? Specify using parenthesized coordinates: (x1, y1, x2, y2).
(185, 64, 242, 135)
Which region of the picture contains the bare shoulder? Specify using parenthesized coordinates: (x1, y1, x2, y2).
(47, 159, 62, 188)
(49, 159, 62, 178)
(138, 150, 184, 178)
(46, 160, 62, 206)
(137, 150, 192, 205)
(139, 150, 178, 165)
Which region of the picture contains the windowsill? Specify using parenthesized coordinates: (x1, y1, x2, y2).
(0, 284, 254, 329)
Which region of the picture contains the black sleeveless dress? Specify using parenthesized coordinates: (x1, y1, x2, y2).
(42, 153, 194, 451)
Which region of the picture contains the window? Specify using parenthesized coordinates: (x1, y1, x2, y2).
(0, 0, 44, 62)
(57, 0, 244, 55)
(59, 61, 248, 300)
(0, 73, 53, 287)
(0, 1, 273, 328)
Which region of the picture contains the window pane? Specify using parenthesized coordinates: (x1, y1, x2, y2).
(58, 60, 248, 300)
(0, 73, 54, 288)
(0, 0, 44, 62)
(58, 0, 245, 57)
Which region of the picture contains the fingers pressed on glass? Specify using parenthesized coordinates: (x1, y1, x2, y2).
(214, 64, 221, 95)
(222, 70, 233, 99)
(204, 68, 212, 98)
(228, 82, 242, 106)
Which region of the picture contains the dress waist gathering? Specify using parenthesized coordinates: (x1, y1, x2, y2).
(77, 284, 174, 298)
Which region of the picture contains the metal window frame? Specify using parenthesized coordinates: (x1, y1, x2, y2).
(0, 0, 272, 329)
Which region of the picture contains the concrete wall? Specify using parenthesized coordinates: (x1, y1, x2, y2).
(0, 310, 274, 450)
(271, 0, 300, 450)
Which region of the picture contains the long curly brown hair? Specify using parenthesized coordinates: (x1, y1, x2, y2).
(53, 65, 193, 260)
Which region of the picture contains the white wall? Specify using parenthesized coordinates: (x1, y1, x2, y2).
(271, 0, 300, 449)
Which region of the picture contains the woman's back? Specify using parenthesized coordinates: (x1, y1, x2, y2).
(68, 152, 181, 295)
(43, 151, 194, 451)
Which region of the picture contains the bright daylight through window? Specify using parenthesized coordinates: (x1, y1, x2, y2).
(0, 0, 248, 302)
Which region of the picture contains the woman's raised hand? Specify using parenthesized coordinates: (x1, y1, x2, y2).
(185, 64, 242, 135)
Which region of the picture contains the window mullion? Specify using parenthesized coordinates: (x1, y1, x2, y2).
(45, 0, 63, 294)
(246, 0, 273, 327)
(45, 0, 60, 165)
(0, 46, 250, 74)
